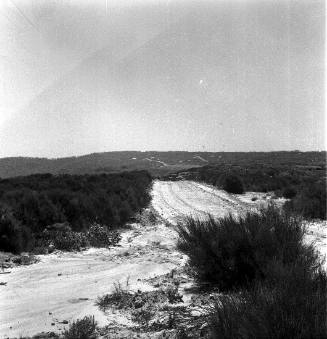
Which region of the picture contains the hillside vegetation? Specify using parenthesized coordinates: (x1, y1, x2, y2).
(0, 151, 324, 178)
(0, 171, 152, 253)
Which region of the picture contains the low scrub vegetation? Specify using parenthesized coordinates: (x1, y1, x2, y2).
(0, 171, 152, 253)
(177, 206, 327, 338)
(96, 278, 184, 331)
(34, 222, 121, 252)
(96, 279, 132, 310)
(284, 182, 326, 220)
(282, 186, 297, 199)
(63, 315, 98, 339)
(96, 280, 183, 312)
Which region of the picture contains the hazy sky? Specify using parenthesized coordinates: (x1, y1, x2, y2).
(0, 0, 325, 158)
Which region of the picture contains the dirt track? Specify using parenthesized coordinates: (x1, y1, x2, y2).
(151, 180, 259, 223)
(0, 180, 324, 338)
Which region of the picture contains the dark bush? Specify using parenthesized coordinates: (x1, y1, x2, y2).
(96, 281, 133, 311)
(210, 264, 327, 339)
(63, 315, 98, 339)
(284, 182, 326, 220)
(87, 224, 121, 248)
(282, 186, 297, 199)
(0, 205, 34, 253)
(37, 227, 88, 252)
(176, 205, 308, 290)
(221, 175, 244, 194)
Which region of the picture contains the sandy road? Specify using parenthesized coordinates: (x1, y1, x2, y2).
(151, 180, 258, 223)
(0, 180, 324, 338)
(0, 222, 184, 338)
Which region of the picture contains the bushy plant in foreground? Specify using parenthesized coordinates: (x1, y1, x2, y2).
(177, 205, 327, 338)
(176, 205, 307, 290)
(210, 263, 327, 339)
(63, 315, 98, 339)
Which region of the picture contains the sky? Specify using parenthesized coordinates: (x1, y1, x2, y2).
(0, 0, 325, 158)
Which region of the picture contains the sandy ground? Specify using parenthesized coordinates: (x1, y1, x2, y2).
(0, 180, 325, 338)
(151, 180, 282, 223)
(304, 220, 327, 266)
(0, 222, 184, 338)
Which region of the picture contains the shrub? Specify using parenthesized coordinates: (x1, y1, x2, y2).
(176, 205, 308, 290)
(96, 279, 132, 310)
(282, 186, 297, 199)
(221, 175, 244, 194)
(36, 226, 88, 252)
(0, 205, 34, 253)
(87, 224, 121, 248)
(284, 183, 326, 220)
(63, 315, 98, 339)
(131, 307, 155, 326)
(165, 285, 183, 304)
(210, 264, 327, 339)
(34, 223, 122, 253)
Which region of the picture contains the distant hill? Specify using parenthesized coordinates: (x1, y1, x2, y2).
(0, 151, 325, 179)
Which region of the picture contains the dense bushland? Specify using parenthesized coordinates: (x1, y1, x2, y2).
(176, 206, 327, 338)
(0, 171, 152, 253)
